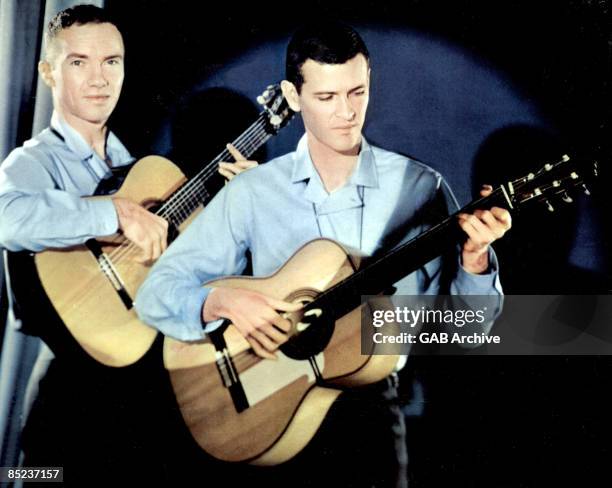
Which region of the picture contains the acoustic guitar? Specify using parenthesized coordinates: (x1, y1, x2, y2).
(162, 155, 597, 465)
(7, 85, 293, 367)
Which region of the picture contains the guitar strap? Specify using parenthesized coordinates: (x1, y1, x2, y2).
(51, 125, 135, 197)
(93, 163, 134, 196)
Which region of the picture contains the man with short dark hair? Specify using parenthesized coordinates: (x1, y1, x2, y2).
(136, 21, 511, 487)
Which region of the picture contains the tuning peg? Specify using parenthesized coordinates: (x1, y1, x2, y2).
(562, 192, 573, 203)
(257, 89, 273, 106)
(582, 184, 591, 196)
(544, 200, 554, 212)
(269, 114, 282, 126)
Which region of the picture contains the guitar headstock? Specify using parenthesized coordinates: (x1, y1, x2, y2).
(501, 154, 599, 212)
(257, 84, 295, 133)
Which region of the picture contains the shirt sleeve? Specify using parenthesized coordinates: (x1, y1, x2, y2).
(134, 178, 250, 341)
(394, 172, 504, 335)
(0, 148, 118, 251)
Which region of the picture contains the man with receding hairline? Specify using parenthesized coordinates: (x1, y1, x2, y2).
(0, 4, 253, 482)
(0, 6, 171, 482)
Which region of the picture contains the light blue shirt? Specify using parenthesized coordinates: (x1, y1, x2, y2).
(135, 134, 502, 342)
(0, 112, 133, 251)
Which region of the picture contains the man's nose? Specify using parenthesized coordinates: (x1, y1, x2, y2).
(335, 96, 356, 121)
(88, 65, 108, 87)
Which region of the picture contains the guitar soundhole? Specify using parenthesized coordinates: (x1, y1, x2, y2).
(280, 289, 334, 361)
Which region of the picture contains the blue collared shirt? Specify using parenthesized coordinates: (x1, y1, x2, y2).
(135, 134, 502, 342)
(0, 112, 133, 251)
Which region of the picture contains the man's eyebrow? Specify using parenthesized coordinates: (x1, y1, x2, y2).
(312, 84, 367, 96)
(65, 53, 124, 60)
(348, 84, 367, 92)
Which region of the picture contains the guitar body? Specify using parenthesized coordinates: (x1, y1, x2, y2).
(160, 152, 597, 466)
(163, 238, 399, 465)
(35, 155, 193, 367)
(10, 85, 294, 367)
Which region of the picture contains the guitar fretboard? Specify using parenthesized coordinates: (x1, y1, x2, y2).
(305, 187, 511, 320)
(155, 112, 273, 228)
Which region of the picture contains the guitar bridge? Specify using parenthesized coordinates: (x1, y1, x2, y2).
(85, 239, 133, 309)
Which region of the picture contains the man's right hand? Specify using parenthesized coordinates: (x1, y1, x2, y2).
(112, 197, 169, 263)
(203, 287, 302, 360)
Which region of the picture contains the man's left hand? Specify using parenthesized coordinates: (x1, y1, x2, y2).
(218, 143, 258, 182)
(458, 185, 512, 274)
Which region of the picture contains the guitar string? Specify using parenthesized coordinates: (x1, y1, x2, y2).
(104, 129, 269, 267)
(99, 115, 271, 265)
(217, 348, 259, 372)
(106, 147, 567, 267)
(216, 348, 272, 376)
(307, 165, 579, 314)
(199, 158, 583, 376)
(157, 114, 270, 218)
(158, 124, 271, 225)
(505, 156, 573, 194)
(107, 115, 269, 259)
(105, 118, 271, 265)
(74, 118, 273, 316)
(105, 115, 269, 262)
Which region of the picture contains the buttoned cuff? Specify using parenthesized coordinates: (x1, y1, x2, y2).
(456, 247, 500, 293)
(179, 286, 210, 340)
(200, 287, 226, 334)
(88, 198, 120, 236)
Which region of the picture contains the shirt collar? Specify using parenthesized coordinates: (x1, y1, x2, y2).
(51, 111, 94, 161)
(290, 133, 379, 190)
(50, 111, 133, 168)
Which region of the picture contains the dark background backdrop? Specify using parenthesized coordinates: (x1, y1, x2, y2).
(103, 0, 611, 486)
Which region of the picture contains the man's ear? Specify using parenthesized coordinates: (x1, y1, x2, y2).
(38, 61, 55, 88)
(280, 80, 300, 112)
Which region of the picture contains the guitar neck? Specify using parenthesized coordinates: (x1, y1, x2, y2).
(156, 112, 273, 228)
(309, 187, 512, 320)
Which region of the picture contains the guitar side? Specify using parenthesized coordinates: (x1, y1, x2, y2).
(163, 238, 399, 465)
(35, 155, 191, 367)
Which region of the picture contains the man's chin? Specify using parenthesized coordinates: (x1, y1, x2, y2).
(82, 111, 114, 125)
(332, 138, 361, 156)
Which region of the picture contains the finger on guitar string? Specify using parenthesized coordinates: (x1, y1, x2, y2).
(112, 197, 169, 264)
(246, 334, 277, 360)
(218, 143, 259, 182)
(203, 287, 301, 359)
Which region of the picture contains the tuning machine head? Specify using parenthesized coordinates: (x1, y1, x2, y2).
(257, 84, 280, 106)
